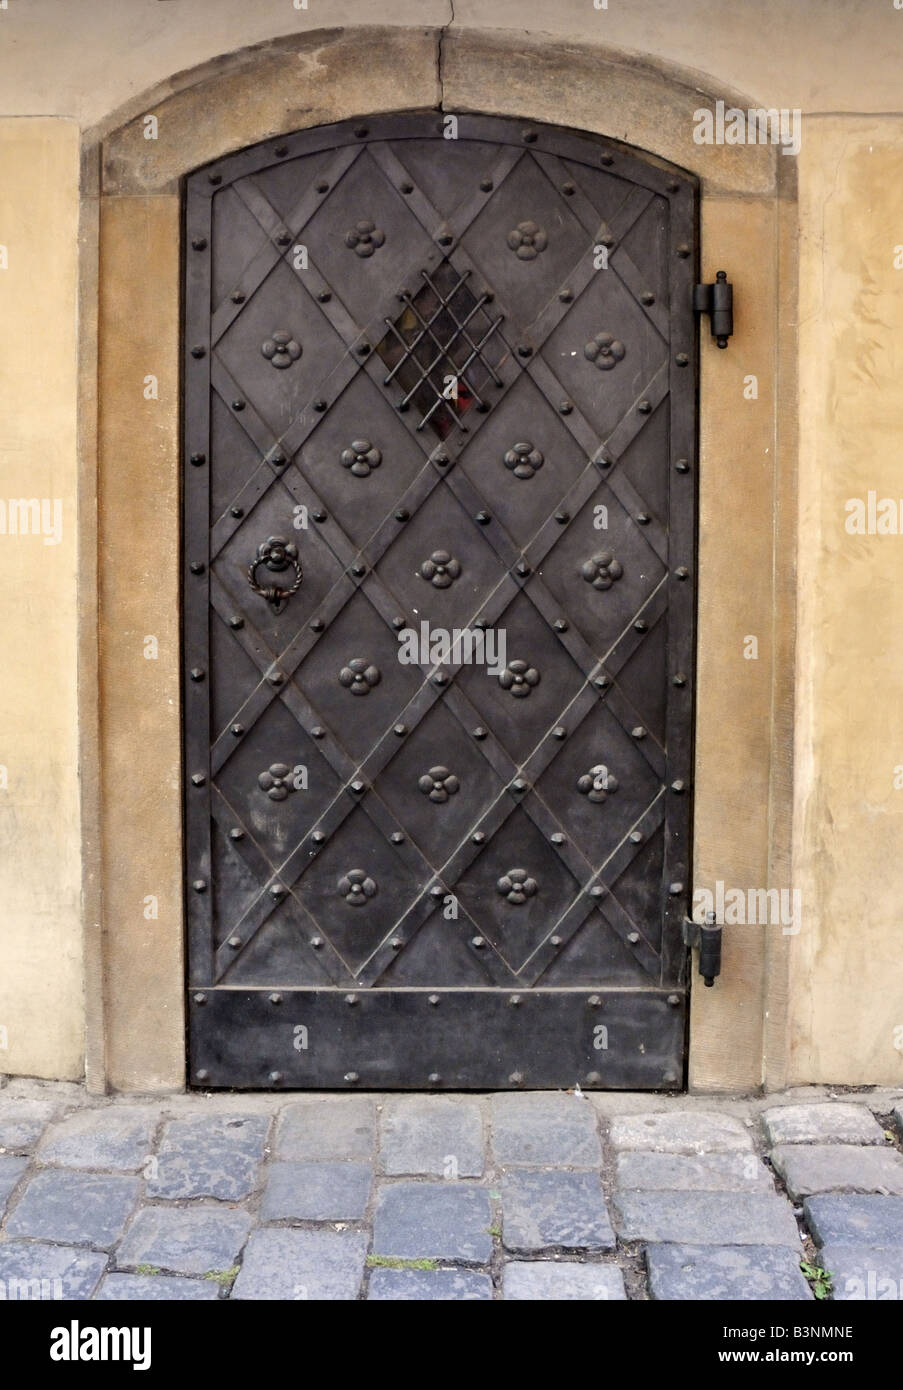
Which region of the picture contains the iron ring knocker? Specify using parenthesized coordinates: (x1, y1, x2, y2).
(248, 536, 303, 615)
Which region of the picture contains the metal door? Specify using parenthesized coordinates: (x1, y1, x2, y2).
(183, 113, 697, 1089)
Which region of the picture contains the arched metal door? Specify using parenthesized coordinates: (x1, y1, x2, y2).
(183, 113, 697, 1089)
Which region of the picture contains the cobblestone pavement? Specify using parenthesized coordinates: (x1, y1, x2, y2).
(0, 1080, 901, 1301)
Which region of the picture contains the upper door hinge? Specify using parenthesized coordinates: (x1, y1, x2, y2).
(693, 270, 733, 348)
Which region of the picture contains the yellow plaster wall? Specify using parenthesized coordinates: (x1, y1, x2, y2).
(0, 118, 83, 1079)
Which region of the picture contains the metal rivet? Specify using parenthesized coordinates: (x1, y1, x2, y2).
(587, 995, 601, 1008)
(312, 510, 327, 523)
(637, 512, 650, 525)
(193, 992, 207, 1005)
(314, 399, 327, 412)
(391, 616, 407, 630)
(554, 510, 569, 524)
(509, 994, 521, 1007)
(430, 885, 444, 899)
(667, 180, 680, 193)
(357, 343, 370, 356)
(354, 125, 369, 138)
(312, 830, 326, 844)
(268, 671, 285, 686)
(590, 885, 604, 898)
(667, 993, 681, 1007)
(434, 453, 450, 467)
(400, 181, 413, 194)
(594, 675, 610, 690)
(350, 780, 365, 794)
(190, 667, 205, 681)
(432, 671, 449, 687)
(553, 726, 567, 739)
(634, 619, 648, 633)
(191, 236, 208, 251)
(629, 830, 643, 843)
(675, 352, 689, 367)
(274, 143, 289, 157)
(191, 773, 206, 787)
(601, 233, 615, 248)
(391, 938, 403, 950)
(517, 344, 532, 357)
(345, 994, 359, 1006)
(310, 936, 324, 949)
(208, 172, 222, 185)
(393, 723, 407, 737)
(344, 1071, 360, 1083)
(671, 780, 686, 794)
(553, 618, 568, 632)
(675, 458, 690, 473)
(522, 130, 537, 143)
(600, 153, 614, 166)
(231, 724, 243, 737)
(428, 1072, 441, 1084)
(189, 561, 205, 575)
(317, 290, 331, 303)
(196, 1069, 209, 1081)
(269, 992, 283, 1005)
(559, 401, 573, 414)
(438, 233, 454, 247)
(351, 563, 366, 577)
(672, 673, 687, 687)
(585, 1071, 602, 1085)
(192, 879, 206, 893)
(390, 831, 404, 844)
(640, 291, 655, 305)
(471, 936, 485, 949)
(475, 511, 491, 524)
(231, 506, 244, 519)
(480, 178, 493, 192)
(228, 935, 241, 948)
(395, 508, 409, 521)
(428, 994, 440, 1005)
(190, 452, 206, 466)
(627, 931, 640, 944)
(311, 726, 325, 739)
(631, 726, 646, 739)
(509, 1071, 524, 1085)
(551, 833, 565, 845)
(669, 881, 684, 896)
(472, 727, 487, 740)
(562, 182, 575, 196)
(269, 1071, 283, 1084)
(515, 560, 530, 577)
(637, 400, 651, 415)
(190, 344, 206, 359)
(675, 566, 689, 580)
(473, 618, 488, 630)
(270, 884, 286, 898)
(472, 831, 485, 844)
(316, 180, 329, 193)
(232, 399, 245, 411)
(676, 244, 691, 259)
(271, 451, 287, 467)
(229, 615, 243, 629)
(275, 231, 291, 246)
(229, 828, 244, 840)
(550, 935, 562, 947)
(558, 289, 574, 304)
(231, 291, 245, 304)
(511, 778, 527, 793)
(310, 618, 325, 632)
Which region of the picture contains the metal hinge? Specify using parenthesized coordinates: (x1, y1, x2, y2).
(693, 270, 733, 348)
(683, 911, 723, 987)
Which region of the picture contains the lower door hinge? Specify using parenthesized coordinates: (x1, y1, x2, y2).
(683, 911, 722, 987)
(693, 270, 733, 348)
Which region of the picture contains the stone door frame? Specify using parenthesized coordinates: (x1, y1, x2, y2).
(80, 25, 796, 1093)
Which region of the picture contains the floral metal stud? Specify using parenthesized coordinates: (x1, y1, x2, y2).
(257, 763, 295, 801)
(338, 869, 377, 905)
(499, 660, 540, 698)
(577, 764, 619, 803)
(507, 221, 548, 260)
(581, 551, 624, 590)
(418, 766, 460, 803)
(339, 658, 381, 695)
(344, 220, 385, 257)
(504, 441, 544, 479)
(419, 551, 461, 588)
(261, 331, 302, 369)
(341, 439, 382, 477)
(497, 868, 538, 904)
(584, 332, 626, 370)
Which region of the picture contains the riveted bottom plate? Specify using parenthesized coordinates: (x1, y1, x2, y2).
(188, 989, 686, 1090)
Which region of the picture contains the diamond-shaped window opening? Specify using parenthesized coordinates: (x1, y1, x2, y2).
(377, 261, 508, 438)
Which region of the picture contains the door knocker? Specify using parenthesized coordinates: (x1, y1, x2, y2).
(247, 536, 303, 614)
